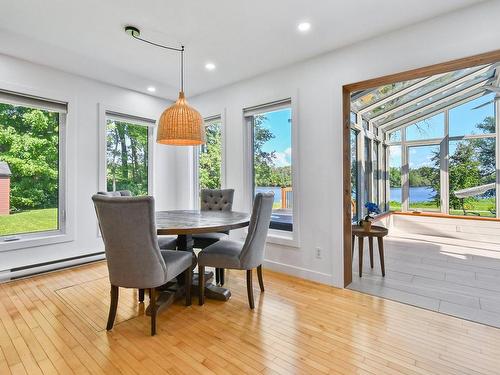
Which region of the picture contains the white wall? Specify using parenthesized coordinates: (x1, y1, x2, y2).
(184, 1, 500, 287)
(0, 53, 177, 272)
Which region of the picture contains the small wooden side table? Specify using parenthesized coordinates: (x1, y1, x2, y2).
(352, 225, 388, 277)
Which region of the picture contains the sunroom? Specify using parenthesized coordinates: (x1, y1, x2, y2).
(351, 62, 499, 221)
(348, 62, 500, 327)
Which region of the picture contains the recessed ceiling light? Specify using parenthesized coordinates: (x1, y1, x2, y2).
(297, 22, 311, 32)
(205, 62, 216, 71)
(147, 86, 156, 93)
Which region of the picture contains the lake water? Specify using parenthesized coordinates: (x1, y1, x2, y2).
(255, 186, 283, 204)
(390, 186, 436, 203)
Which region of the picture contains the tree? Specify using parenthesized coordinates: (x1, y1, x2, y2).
(105, 121, 148, 196)
(0, 104, 59, 210)
(199, 123, 222, 189)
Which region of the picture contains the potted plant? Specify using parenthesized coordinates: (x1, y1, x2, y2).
(360, 202, 381, 232)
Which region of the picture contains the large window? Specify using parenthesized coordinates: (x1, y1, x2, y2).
(0, 91, 66, 239)
(198, 116, 222, 191)
(105, 113, 153, 196)
(350, 129, 358, 222)
(389, 145, 402, 211)
(245, 101, 293, 232)
(448, 94, 496, 217)
(408, 145, 440, 212)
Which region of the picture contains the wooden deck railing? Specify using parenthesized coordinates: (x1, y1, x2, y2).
(281, 187, 292, 209)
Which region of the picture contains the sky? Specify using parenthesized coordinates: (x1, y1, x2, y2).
(259, 108, 292, 167)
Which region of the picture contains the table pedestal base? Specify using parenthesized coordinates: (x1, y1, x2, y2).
(146, 270, 231, 315)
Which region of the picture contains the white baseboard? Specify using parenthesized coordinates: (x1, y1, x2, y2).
(263, 259, 335, 286)
(0, 253, 105, 282)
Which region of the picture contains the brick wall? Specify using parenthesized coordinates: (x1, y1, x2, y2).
(0, 177, 10, 215)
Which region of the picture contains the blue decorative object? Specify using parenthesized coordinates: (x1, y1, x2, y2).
(361, 202, 381, 225)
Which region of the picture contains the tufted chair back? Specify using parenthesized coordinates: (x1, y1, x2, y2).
(200, 189, 234, 211)
(92, 195, 168, 288)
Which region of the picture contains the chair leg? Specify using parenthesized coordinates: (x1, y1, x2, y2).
(150, 288, 157, 336)
(257, 265, 265, 292)
(246, 270, 255, 309)
(185, 268, 192, 306)
(106, 285, 119, 331)
(215, 268, 220, 285)
(220, 268, 225, 286)
(369, 237, 374, 269)
(138, 288, 145, 303)
(198, 266, 205, 305)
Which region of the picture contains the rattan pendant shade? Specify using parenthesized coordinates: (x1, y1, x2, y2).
(157, 91, 205, 145)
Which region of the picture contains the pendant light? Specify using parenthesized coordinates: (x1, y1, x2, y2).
(125, 26, 205, 146)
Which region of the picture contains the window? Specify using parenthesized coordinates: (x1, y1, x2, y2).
(449, 94, 496, 137)
(388, 130, 401, 143)
(198, 116, 222, 191)
(105, 112, 153, 196)
(245, 101, 293, 232)
(389, 145, 402, 211)
(374, 142, 380, 205)
(350, 129, 358, 222)
(364, 137, 371, 209)
(408, 145, 441, 212)
(0, 91, 67, 240)
(406, 113, 444, 141)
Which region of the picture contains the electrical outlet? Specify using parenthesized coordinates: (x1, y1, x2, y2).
(315, 247, 322, 259)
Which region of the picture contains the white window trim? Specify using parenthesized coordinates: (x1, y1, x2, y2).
(192, 110, 227, 209)
(242, 93, 301, 248)
(97, 104, 157, 236)
(0, 82, 76, 252)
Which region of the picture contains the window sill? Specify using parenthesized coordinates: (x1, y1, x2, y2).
(242, 228, 300, 248)
(0, 233, 73, 252)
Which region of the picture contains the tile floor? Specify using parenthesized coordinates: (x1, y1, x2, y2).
(348, 231, 500, 328)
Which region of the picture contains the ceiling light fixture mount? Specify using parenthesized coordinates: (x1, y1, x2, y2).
(124, 25, 205, 146)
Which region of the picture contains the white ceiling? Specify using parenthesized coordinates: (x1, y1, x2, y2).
(0, 0, 485, 100)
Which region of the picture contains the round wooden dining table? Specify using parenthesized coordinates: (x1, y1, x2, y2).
(152, 210, 250, 311)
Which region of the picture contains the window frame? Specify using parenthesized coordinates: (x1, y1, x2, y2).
(0, 84, 74, 252)
(243, 97, 300, 246)
(192, 112, 226, 209)
(99, 107, 156, 200)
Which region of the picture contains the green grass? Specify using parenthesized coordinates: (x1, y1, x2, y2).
(0, 208, 58, 236)
(389, 198, 496, 217)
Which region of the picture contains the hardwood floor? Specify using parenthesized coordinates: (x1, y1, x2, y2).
(1, 262, 500, 374)
(349, 233, 500, 328)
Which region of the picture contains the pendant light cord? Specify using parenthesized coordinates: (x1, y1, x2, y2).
(181, 46, 184, 93)
(128, 31, 185, 93)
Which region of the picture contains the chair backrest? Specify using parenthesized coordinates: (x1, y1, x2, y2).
(97, 190, 132, 197)
(239, 192, 274, 269)
(92, 194, 167, 288)
(200, 189, 234, 211)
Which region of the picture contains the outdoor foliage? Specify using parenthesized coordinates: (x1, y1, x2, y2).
(253, 115, 292, 188)
(199, 122, 222, 189)
(0, 103, 59, 211)
(106, 120, 148, 196)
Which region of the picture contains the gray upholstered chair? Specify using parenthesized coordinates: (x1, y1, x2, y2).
(97, 191, 177, 251)
(193, 188, 234, 285)
(197, 192, 274, 309)
(92, 194, 192, 335)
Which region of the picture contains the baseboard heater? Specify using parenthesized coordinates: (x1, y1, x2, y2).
(0, 252, 105, 282)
